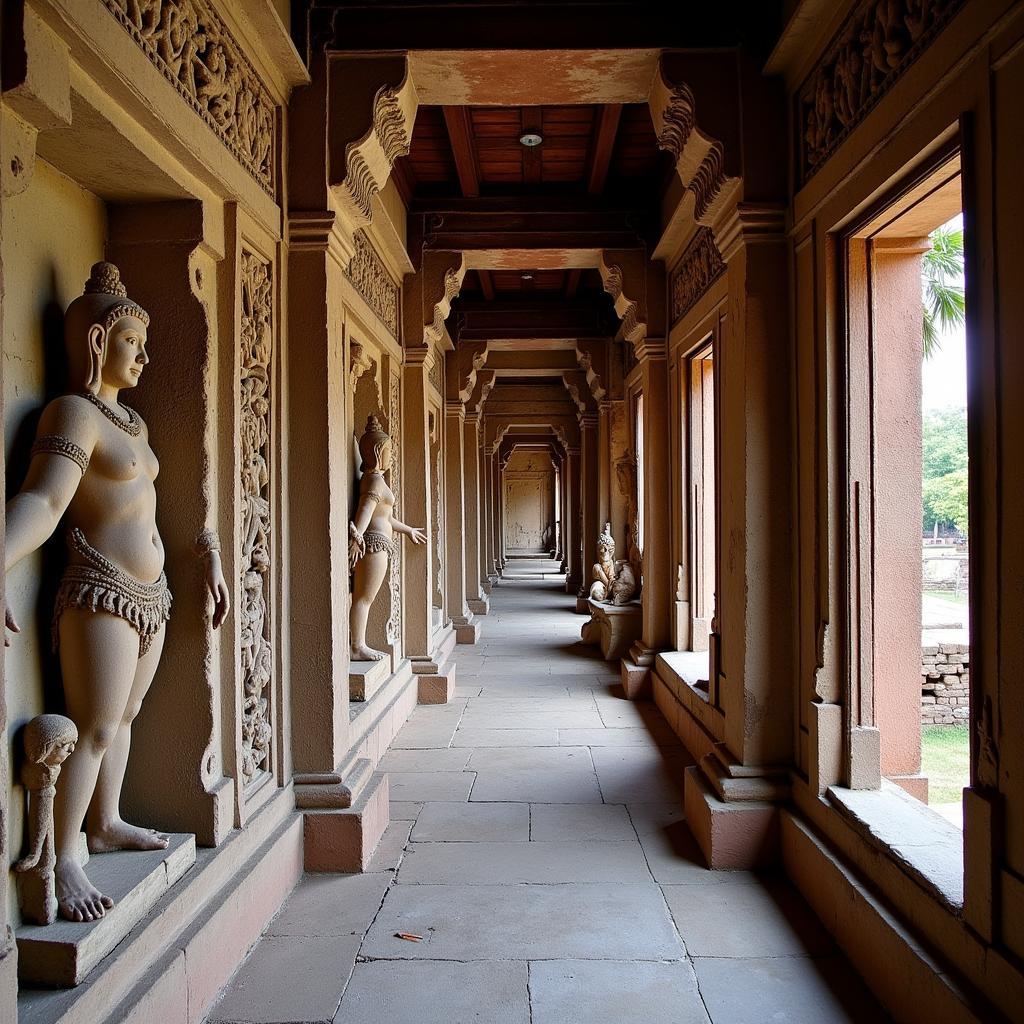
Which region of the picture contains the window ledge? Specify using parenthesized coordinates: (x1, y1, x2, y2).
(827, 781, 963, 912)
(657, 650, 710, 701)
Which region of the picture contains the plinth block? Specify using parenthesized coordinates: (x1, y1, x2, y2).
(350, 658, 390, 702)
(303, 771, 389, 872)
(584, 599, 643, 661)
(16, 833, 196, 987)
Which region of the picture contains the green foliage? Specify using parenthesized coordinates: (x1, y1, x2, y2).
(922, 407, 968, 535)
(922, 225, 966, 359)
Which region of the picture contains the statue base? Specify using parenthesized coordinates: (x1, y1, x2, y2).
(584, 599, 643, 662)
(16, 833, 196, 987)
(350, 658, 390, 701)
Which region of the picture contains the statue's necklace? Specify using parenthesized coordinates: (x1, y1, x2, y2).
(79, 391, 141, 437)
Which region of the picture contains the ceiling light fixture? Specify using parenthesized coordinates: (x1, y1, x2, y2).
(519, 132, 543, 148)
(521, 272, 534, 281)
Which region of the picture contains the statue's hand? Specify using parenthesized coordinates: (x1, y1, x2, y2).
(348, 523, 365, 569)
(5, 604, 20, 647)
(407, 527, 427, 546)
(206, 552, 230, 629)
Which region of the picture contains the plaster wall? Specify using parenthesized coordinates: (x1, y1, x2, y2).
(503, 450, 554, 552)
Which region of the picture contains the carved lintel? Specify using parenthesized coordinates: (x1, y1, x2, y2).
(798, 0, 967, 183)
(670, 228, 726, 326)
(102, 0, 277, 195)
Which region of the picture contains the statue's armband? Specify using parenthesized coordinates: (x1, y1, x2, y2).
(31, 435, 90, 475)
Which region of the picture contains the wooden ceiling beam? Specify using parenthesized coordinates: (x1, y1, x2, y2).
(586, 103, 622, 195)
(565, 268, 583, 299)
(442, 106, 480, 198)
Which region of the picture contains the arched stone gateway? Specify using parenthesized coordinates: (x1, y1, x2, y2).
(2, 2, 1020, 1021)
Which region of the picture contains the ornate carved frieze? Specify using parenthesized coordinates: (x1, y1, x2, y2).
(428, 351, 443, 395)
(104, 0, 276, 195)
(239, 248, 275, 786)
(798, 0, 966, 183)
(386, 372, 402, 644)
(670, 228, 726, 326)
(346, 230, 400, 339)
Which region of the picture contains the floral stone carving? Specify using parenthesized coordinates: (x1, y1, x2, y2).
(104, 0, 276, 194)
(239, 249, 275, 785)
(347, 231, 400, 339)
(4, 262, 229, 922)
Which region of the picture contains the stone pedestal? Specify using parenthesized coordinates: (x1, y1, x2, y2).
(16, 834, 196, 987)
(350, 659, 390, 702)
(454, 613, 482, 644)
(582, 599, 642, 662)
(413, 623, 457, 704)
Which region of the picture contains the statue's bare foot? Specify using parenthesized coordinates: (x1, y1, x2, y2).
(351, 643, 386, 661)
(87, 819, 170, 854)
(55, 857, 114, 922)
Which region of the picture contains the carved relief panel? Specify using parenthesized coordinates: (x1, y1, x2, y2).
(238, 246, 275, 788)
(104, 0, 277, 195)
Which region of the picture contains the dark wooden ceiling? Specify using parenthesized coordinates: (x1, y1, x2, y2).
(459, 268, 605, 300)
(394, 104, 666, 201)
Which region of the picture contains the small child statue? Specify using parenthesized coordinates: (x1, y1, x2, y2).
(15, 714, 79, 925)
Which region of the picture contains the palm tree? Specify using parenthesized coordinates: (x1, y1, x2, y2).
(922, 224, 966, 359)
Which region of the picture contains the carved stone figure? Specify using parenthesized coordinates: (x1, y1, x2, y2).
(14, 715, 79, 925)
(609, 560, 637, 605)
(349, 415, 426, 660)
(589, 523, 616, 602)
(4, 262, 230, 922)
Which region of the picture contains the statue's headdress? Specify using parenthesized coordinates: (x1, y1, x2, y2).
(358, 414, 392, 471)
(64, 262, 150, 393)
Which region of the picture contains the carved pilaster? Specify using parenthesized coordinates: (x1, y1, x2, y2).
(238, 246, 275, 787)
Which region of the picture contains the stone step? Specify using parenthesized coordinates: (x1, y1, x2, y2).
(350, 658, 391, 701)
(17, 833, 196, 988)
(303, 771, 390, 872)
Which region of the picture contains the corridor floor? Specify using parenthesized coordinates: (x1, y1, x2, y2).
(208, 560, 886, 1024)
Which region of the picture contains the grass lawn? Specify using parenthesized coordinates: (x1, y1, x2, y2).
(921, 725, 970, 805)
(923, 586, 968, 606)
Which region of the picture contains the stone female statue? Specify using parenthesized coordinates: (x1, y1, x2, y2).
(4, 262, 230, 923)
(348, 415, 425, 661)
(589, 523, 616, 602)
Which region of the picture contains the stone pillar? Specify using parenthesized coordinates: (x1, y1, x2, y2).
(558, 455, 570, 573)
(482, 443, 497, 587)
(402, 354, 455, 701)
(498, 452, 509, 571)
(682, 204, 795, 869)
(565, 445, 583, 593)
(465, 412, 489, 614)
(597, 401, 613, 533)
(577, 413, 600, 612)
(444, 402, 481, 643)
(621, 345, 673, 694)
(871, 238, 930, 799)
(281, 209, 355, 814)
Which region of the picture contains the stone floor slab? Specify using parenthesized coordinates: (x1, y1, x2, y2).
(529, 960, 711, 1024)
(452, 727, 560, 747)
(366, 821, 413, 872)
(411, 801, 530, 842)
(530, 803, 636, 841)
(662, 879, 834, 957)
(470, 769, 604, 803)
(558, 727, 672, 747)
(337, 961, 530, 1024)
(694, 955, 886, 1023)
(590, 747, 689, 804)
(388, 801, 423, 821)
(387, 772, 476, 802)
(208, 935, 360, 1023)
(397, 839, 652, 884)
(267, 872, 391, 938)
(361, 883, 685, 961)
(379, 748, 473, 772)
(458, 709, 605, 730)
(467, 745, 594, 772)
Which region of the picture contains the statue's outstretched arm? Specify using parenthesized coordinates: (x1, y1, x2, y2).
(389, 513, 426, 545)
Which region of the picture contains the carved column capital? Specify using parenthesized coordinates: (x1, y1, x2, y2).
(403, 250, 466, 350)
(713, 202, 787, 262)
